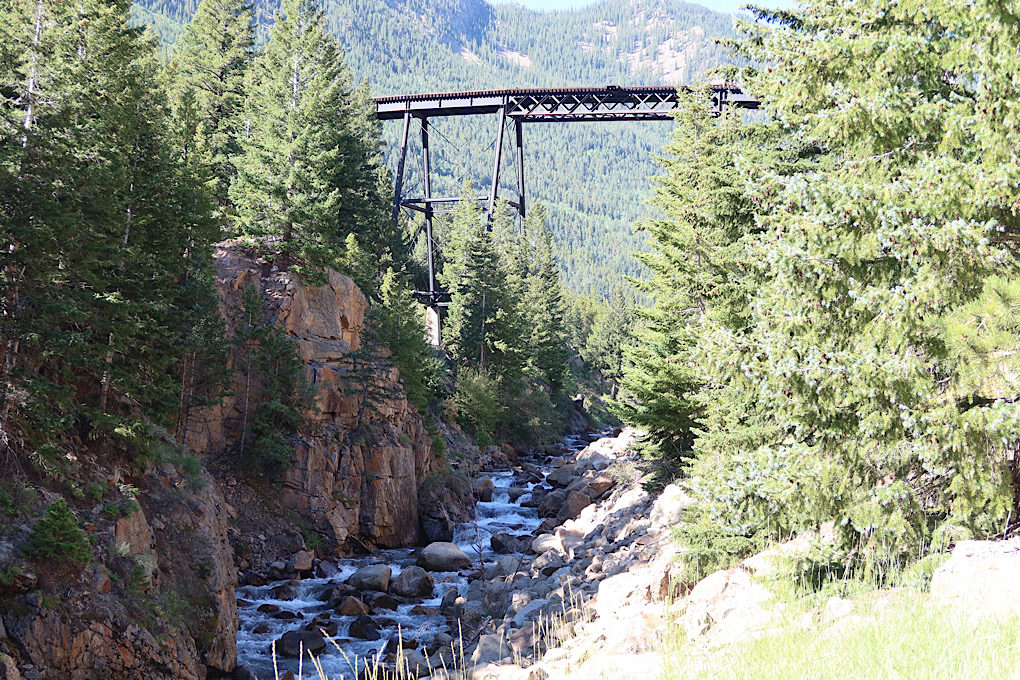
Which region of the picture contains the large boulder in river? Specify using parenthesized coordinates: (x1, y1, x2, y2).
(390, 566, 434, 598)
(326, 583, 359, 607)
(507, 486, 529, 502)
(276, 630, 326, 658)
(363, 591, 399, 611)
(521, 485, 549, 508)
(472, 476, 495, 502)
(546, 464, 576, 488)
(336, 595, 370, 616)
(349, 614, 382, 640)
(490, 532, 523, 554)
(288, 549, 315, 573)
(416, 542, 473, 572)
(537, 490, 568, 518)
(346, 564, 391, 592)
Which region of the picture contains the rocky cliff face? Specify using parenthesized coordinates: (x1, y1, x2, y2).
(188, 244, 436, 548)
(0, 467, 239, 680)
(0, 244, 441, 680)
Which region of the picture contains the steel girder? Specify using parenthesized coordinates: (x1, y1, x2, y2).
(379, 85, 760, 311)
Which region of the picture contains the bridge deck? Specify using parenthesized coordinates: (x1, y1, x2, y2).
(376, 84, 761, 317)
(375, 84, 759, 122)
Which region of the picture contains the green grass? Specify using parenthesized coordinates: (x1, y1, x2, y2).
(661, 592, 1020, 680)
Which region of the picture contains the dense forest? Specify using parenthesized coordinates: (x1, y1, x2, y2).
(0, 0, 608, 491)
(130, 0, 743, 296)
(619, 3, 1020, 582)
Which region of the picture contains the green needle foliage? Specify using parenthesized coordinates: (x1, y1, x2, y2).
(26, 498, 92, 564)
(169, 0, 255, 217)
(520, 204, 570, 391)
(0, 0, 222, 465)
(230, 0, 394, 271)
(435, 189, 579, 443)
(624, 1, 1020, 578)
(440, 190, 516, 374)
(233, 284, 313, 468)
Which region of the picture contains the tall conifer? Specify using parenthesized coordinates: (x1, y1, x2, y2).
(520, 205, 569, 390)
(633, 2, 1020, 575)
(171, 0, 254, 217)
(1, 0, 216, 458)
(440, 189, 510, 371)
(231, 0, 386, 270)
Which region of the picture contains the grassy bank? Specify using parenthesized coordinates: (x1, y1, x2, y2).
(661, 591, 1020, 680)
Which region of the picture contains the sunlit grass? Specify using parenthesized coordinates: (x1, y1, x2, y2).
(265, 622, 469, 680)
(660, 592, 1020, 680)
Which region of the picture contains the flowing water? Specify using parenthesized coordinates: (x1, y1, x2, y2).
(235, 433, 594, 679)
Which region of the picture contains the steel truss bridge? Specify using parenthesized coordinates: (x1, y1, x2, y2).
(374, 85, 759, 328)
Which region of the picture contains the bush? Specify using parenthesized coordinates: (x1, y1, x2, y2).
(502, 379, 565, 446)
(453, 367, 503, 442)
(25, 497, 91, 564)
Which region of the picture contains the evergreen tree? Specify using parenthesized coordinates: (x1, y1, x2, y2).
(0, 0, 218, 463)
(233, 284, 312, 468)
(618, 89, 803, 471)
(439, 187, 515, 373)
(661, 0, 1020, 576)
(365, 268, 443, 413)
(170, 0, 254, 217)
(580, 288, 634, 388)
(26, 497, 91, 564)
(520, 204, 569, 390)
(231, 0, 389, 270)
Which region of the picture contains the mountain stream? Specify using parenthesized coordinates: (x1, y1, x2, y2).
(235, 433, 594, 679)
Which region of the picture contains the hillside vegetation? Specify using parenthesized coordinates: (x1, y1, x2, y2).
(621, 1, 1020, 584)
(132, 0, 743, 295)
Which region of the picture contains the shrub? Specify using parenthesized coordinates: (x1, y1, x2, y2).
(25, 497, 91, 564)
(453, 367, 502, 441)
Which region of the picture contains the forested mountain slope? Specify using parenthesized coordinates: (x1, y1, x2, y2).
(133, 0, 742, 294)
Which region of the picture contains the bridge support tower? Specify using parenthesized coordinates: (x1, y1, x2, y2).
(377, 85, 759, 348)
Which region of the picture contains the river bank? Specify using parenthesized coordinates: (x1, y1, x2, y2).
(233, 428, 1020, 680)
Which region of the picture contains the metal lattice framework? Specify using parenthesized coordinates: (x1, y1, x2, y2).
(375, 84, 760, 310)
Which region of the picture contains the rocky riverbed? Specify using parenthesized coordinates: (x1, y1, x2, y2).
(232, 430, 627, 679)
(229, 423, 1020, 680)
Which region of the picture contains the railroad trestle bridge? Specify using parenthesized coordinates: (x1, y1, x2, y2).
(374, 85, 759, 345)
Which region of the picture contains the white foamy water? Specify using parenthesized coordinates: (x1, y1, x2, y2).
(235, 432, 601, 679)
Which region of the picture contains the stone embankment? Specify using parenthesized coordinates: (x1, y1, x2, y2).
(412, 428, 685, 680)
(375, 434, 1020, 680)
(193, 244, 440, 550)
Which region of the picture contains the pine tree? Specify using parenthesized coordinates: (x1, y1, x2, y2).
(365, 268, 443, 413)
(170, 0, 254, 216)
(231, 0, 386, 271)
(670, 0, 1020, 574)
(26, 497, 91, 564)
(439, 187, 515, 373)
(520, 204, 569, 390)
(233, 284, 311, 468)
(618, 89, 803, 472)
(1, 0, 219, 463)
